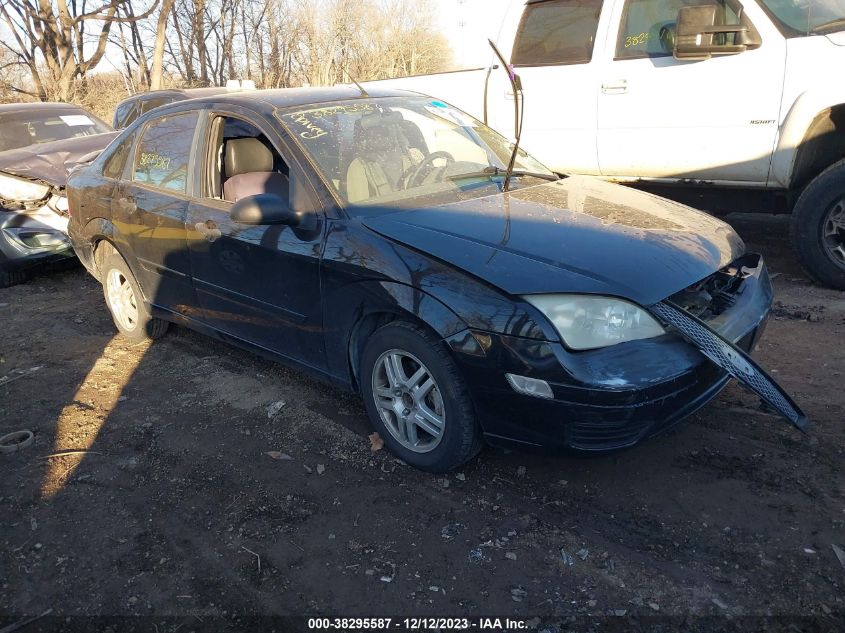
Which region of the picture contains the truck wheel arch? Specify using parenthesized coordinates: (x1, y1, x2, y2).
(790, 106, 845, 195)
(773, 91, 845, 191)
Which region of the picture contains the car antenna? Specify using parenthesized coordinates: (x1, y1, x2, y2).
(343, 68, 369, 98)
(488, 38, 523, 193)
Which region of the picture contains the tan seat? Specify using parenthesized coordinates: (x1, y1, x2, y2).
(345, 114, 424, 203)
(222, 138, 288, 203)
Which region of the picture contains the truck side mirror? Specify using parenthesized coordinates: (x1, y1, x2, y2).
(673, 5, 758, 61)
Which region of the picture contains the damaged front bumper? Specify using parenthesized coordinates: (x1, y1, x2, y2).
(447, 253, 789, 452)
(0, 198, 74, 274)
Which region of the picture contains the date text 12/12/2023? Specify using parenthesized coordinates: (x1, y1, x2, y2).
(307, 617, 532, 631)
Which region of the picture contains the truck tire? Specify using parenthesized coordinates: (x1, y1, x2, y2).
(790, 158, 845, 290)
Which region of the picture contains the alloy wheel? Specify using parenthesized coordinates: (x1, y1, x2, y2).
(371, 349, 445, 453)
(823, 197, 845, 269)
(106, 268, 139, 332)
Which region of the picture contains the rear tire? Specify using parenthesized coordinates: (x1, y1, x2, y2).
(790, 158, 845, 290)
(360, 321, 482, 472)
(101, 252, 168, 344)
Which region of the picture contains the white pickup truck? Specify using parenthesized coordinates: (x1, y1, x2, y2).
(366, 0, 845, 289)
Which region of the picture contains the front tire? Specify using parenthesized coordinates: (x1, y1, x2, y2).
(360, 321, 482, 472)
(101, 252, 168, 344)
(790, 158, 845, 290)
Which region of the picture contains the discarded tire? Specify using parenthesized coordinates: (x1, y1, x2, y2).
(0, 429, 34, 453)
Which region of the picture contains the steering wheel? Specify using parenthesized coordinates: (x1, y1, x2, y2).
(403, 151, 455, 189)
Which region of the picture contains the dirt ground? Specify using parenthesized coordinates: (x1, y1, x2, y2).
(1, 213, 843, 629)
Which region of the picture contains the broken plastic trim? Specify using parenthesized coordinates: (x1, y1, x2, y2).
(649, 300, 809, 432)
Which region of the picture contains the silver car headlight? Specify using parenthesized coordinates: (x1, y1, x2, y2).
(523, 294, 666, 351)
(0, 172, 50, 202)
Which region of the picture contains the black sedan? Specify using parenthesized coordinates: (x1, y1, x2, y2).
(66, 87, 805, 472)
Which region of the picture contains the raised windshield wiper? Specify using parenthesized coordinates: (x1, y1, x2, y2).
(810, 17, 845, 34)
(446, 165, 558, 182)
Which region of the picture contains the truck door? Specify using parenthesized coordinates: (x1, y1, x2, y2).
(487, 0, 610, 175)
(596, 0, 785, 182)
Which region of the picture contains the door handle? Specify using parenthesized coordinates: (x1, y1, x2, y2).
(601, 79, 628, 95)
(116, 196, 136, 213)
(194, 220, 222, 243)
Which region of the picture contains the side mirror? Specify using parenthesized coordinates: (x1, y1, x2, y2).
(673, 5, 755, 61)
(229, 193, 301, 226)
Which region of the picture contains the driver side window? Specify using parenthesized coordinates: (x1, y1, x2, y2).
(615, 0, 741, 59)
(205, 115, 317, 215)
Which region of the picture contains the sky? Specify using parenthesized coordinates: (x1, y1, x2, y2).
(434, 0, 512, 68)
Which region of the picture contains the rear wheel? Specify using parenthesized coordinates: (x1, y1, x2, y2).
(790, 159, 845, 290)
(101, 252, 168, 344)
(360, 321, 482, 472)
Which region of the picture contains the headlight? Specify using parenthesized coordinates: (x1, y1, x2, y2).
(524, 294, 666, 350)
(0, 172, 50, 202)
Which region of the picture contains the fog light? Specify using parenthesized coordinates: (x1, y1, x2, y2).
(505, 373, 554, 400)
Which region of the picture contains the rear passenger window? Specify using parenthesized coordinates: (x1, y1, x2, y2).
(132, 112, 198, 194)
(616, 0, 741, 59)
(512, 0, 604, 66)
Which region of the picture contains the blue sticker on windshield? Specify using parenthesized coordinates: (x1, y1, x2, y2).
(431, 101, 447, 108)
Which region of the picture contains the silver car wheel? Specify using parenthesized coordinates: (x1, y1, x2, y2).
(106, 268, 140, 332)
(823, 197, 845, 269)
(371, 349, 445, 453)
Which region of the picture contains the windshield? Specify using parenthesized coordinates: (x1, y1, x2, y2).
(0, 108, 111, 153)
(760, 0, 845, 35)
(276, 97, 556, 212)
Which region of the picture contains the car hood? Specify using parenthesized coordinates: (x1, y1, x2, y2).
(0, 132, 118, 187)
(361, 176, 745, 306)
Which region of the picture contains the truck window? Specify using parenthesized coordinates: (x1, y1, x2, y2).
(511, 0, 604, 66)
(615, 0, 741, 59)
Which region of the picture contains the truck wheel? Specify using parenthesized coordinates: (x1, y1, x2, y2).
(101, 252, 168, 344)
(790, 158, 845, 290)
(360, 321, 482, 472)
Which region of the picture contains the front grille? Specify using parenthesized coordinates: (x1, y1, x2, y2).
(650, 301, 808, 431)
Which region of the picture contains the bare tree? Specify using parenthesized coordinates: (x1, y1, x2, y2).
(150, 0, 176, 88)
(0, 0, 453, 107)
(0, 0, 161, 101)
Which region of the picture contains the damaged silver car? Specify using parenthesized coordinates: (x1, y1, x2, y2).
(0, 103, 116, 287)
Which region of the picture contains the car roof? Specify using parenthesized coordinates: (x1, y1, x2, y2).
(0, 102, 91, 115)
(119, 87, 238, 104)
(173, 85, 417, 112)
